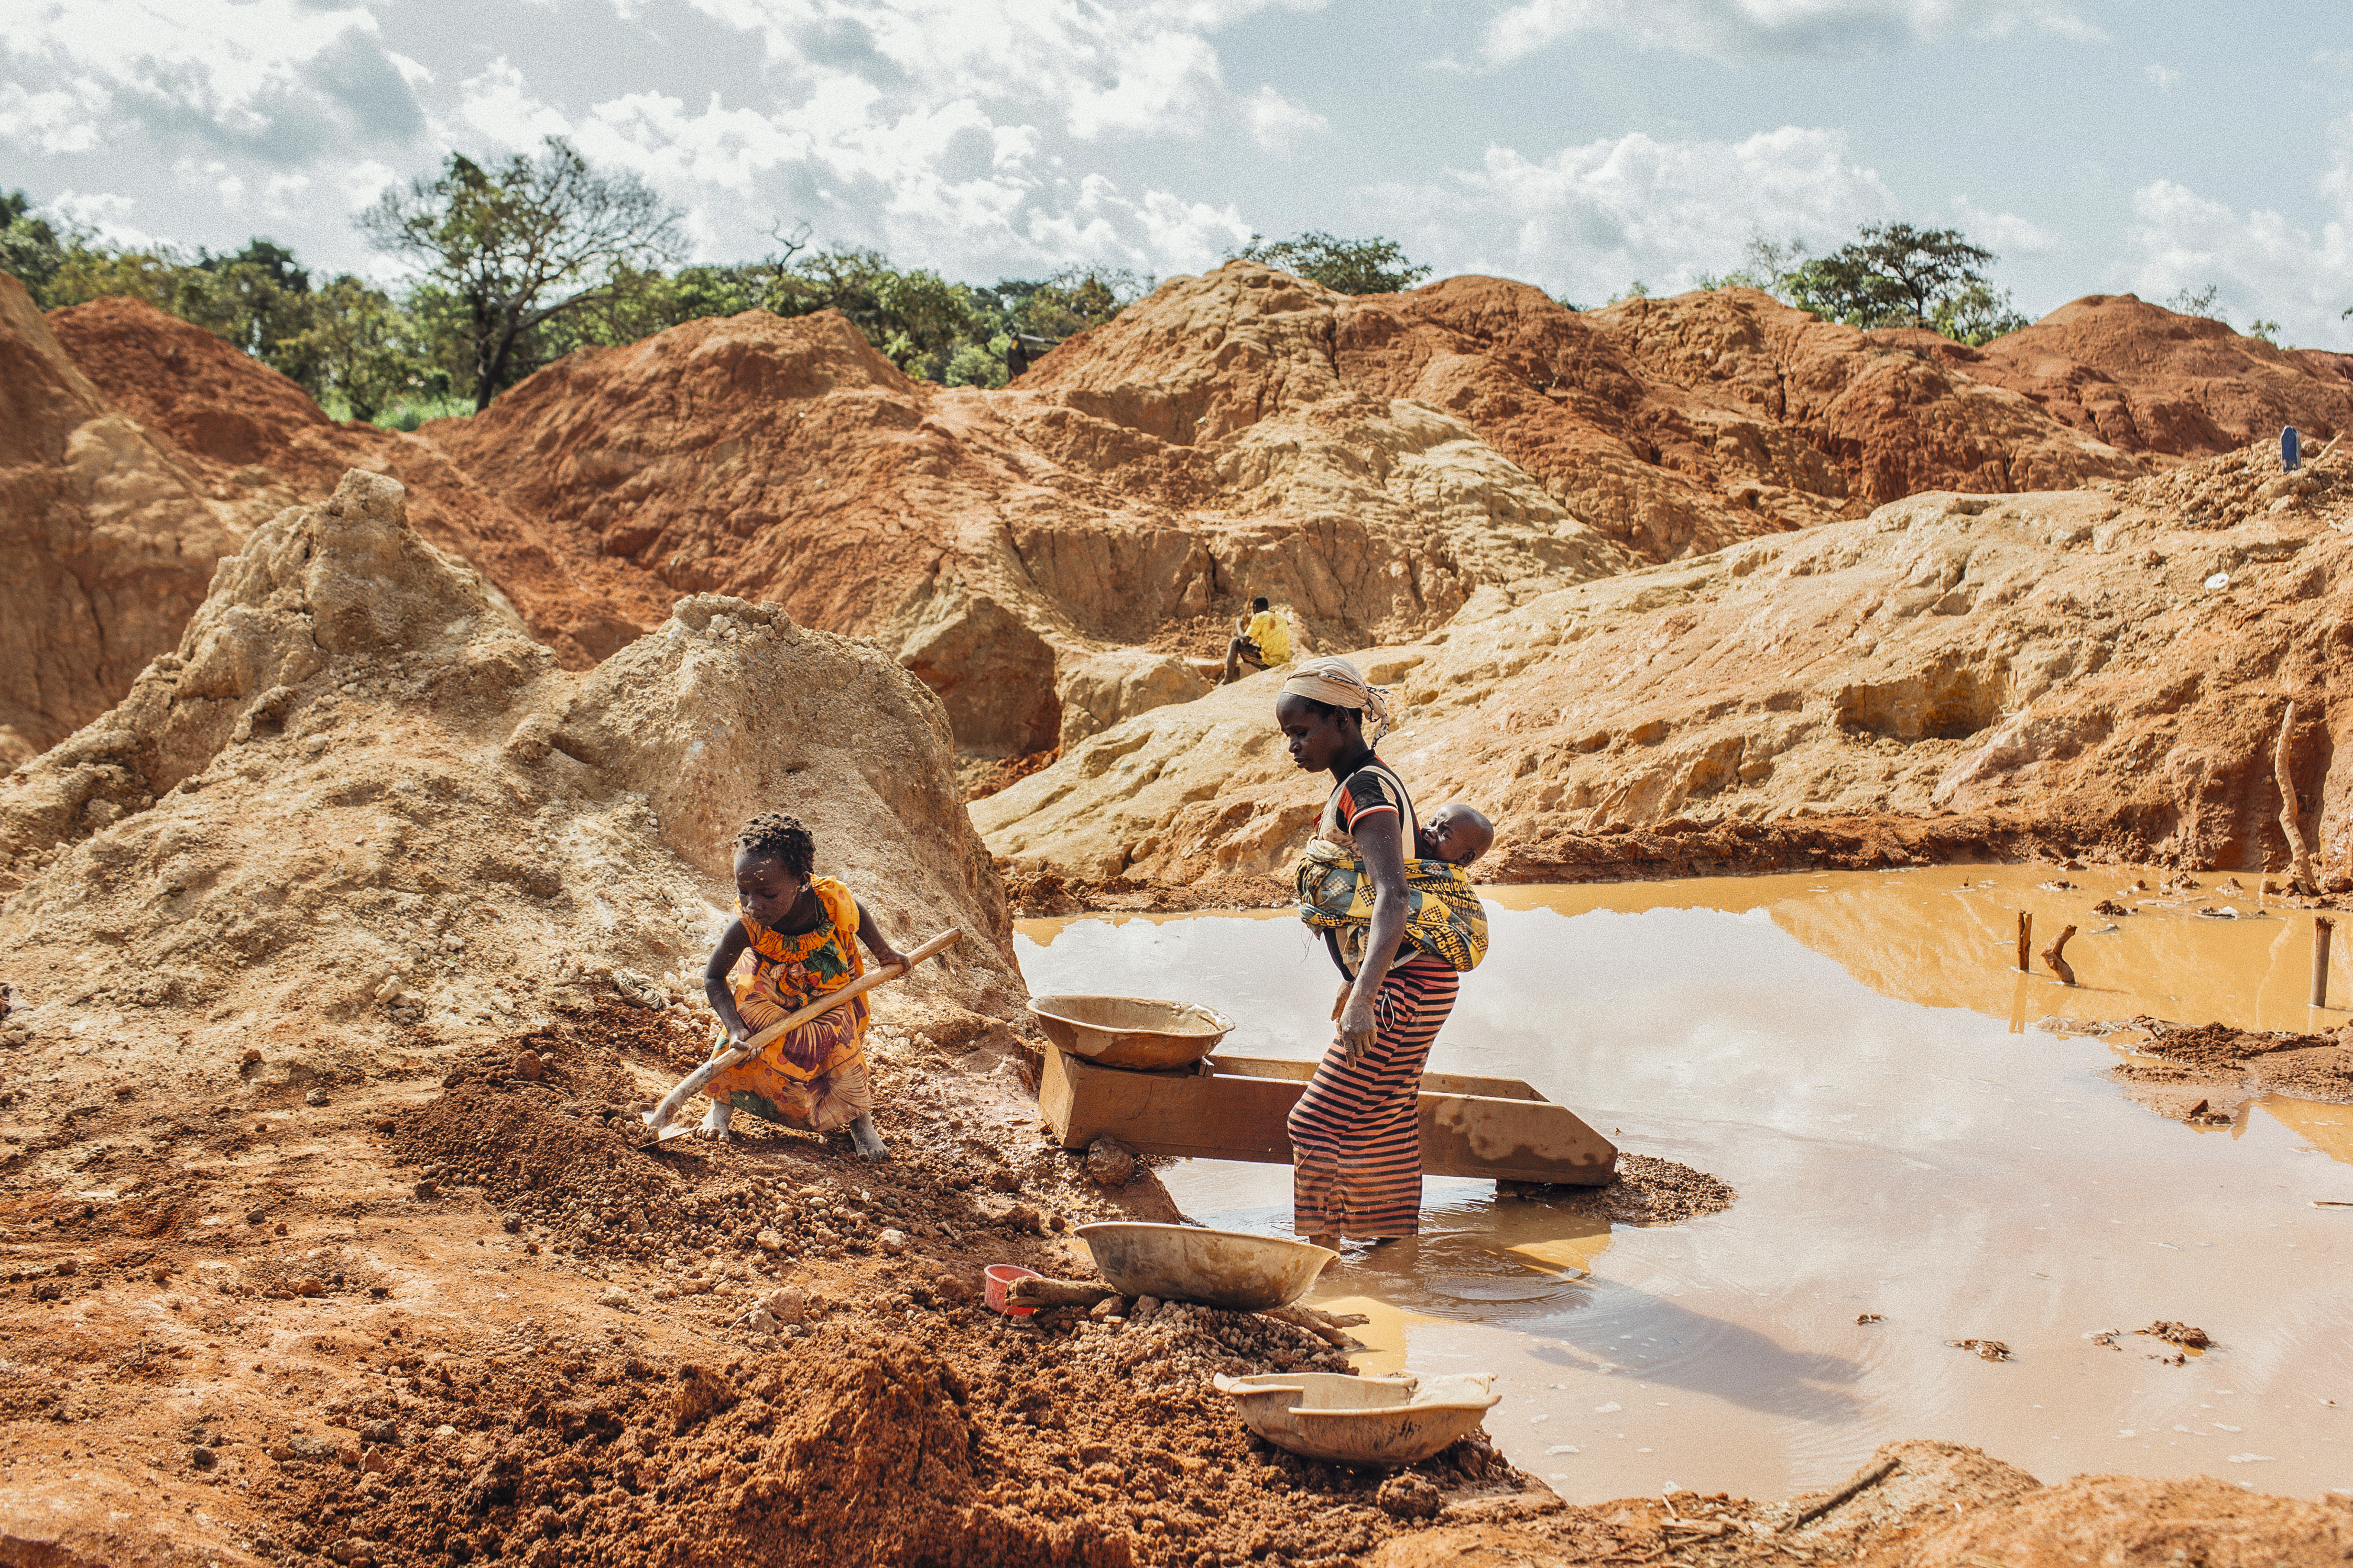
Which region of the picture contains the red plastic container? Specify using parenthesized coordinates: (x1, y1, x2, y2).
(984, 1264, 1040, 1317)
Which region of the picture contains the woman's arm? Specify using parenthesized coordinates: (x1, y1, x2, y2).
(704, 922, 754, 1043)
(1338, 813, 1410, 1059)
(854, 900, 909, 973)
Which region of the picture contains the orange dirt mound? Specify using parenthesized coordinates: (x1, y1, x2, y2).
(1962, 293, 2353, 456)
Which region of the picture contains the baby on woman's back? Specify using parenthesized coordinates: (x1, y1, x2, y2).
(1414, 802, 1493, 868)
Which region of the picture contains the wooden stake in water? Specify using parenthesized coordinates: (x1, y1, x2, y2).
(2042, 925, 2078, 987)
(2016, 911, 2032, 974)
(2314, 917, 2334, 1009)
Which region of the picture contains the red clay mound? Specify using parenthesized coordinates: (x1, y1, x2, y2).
(0, 274, 238, 763)
(1956, 293, 2353, 456)
(46, 296, 668, 669)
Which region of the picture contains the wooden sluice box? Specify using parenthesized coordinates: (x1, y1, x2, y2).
(1039, 1046, 1618, 1187)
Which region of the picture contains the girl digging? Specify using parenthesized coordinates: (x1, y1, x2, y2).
(695, 814, 906, 1162)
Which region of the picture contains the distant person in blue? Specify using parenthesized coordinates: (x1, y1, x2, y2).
(2283, 426, 2301, 472)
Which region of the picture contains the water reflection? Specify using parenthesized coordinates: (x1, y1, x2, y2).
(1015, 870, 2353, 1503)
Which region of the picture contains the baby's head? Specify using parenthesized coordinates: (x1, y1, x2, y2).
(1422, 803, 1494, 867)
(734, 812, 816, 925)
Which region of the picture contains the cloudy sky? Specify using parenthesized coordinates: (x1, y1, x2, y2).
(5, 0, 2349, 346)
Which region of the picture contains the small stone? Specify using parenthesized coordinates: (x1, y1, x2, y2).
(512, 1050, 543, 1082)
(304, 1088, 330, 1108)
(765, 1287, 808, 1325)
(241, 1049, 263, 1066)
(986, 1169, 1020, 1194)
(1376, 1472, 1441, 1521)
(878, 1228, 908, 1256)
(598, 1285, 631, 1309)
(186, 1444, 216, 1471)
(755, 1229, 784, 1253)
(289, 1276, 325, 1297)
(501, 1213, 522, 1234)
(523, 1241, 541, 1255)
(1133, 1295, 1162, 1321)
(1006, 1204, 1044, 1236)
(245, 1209, 267, 1226)
(359, 1419, 399, 1445)
(412, 1180, 437, 1201)
(1085, 1136, 1137, 1189)
(52, 1258, 78, 1278)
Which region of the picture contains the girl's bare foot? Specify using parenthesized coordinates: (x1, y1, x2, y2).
(695, 1103, 733, 1142)
(1306, 1233, 1338, 1250)
(848, 1113, 890, 1164)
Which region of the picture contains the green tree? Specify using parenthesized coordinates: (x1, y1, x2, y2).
(360, 138, 685, 409)
(278, 276, 426, 421)
(0, 192, 67, 299)
(1231, 231, 1429, 294)
(1788, 223, 1997, 330)
(2166, 283, 2226, 323)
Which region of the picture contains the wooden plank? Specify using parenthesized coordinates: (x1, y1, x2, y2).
(1205, 1054, 1546, 1103)
(1042, 1047, 1617, 1186)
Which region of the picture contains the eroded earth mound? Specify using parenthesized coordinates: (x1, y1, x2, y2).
(1960, 292, 2353, 457)
(34, 266, 2333, 769)
(979, 440, 2353, 886)
(0, 276, 242, 767)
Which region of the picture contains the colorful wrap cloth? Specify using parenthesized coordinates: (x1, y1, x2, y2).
(1293, 837, 1489, 974)
(700, 876, 873, 1133)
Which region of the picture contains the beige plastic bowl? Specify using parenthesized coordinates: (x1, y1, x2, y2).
(1027, 994, 1234, 1071)
(1075, 1223, 1335, 1312)
(1212, 1371, 1501, 1466)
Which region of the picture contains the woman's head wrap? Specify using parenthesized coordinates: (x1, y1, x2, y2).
(1280, 656, 1393, 744)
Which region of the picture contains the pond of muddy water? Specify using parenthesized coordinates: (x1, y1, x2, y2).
(1014, 865, 2353, 1504)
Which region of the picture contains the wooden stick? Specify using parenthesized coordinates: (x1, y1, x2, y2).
(2315, 917, 2334, 1010)
(2041, 925, 2078, 987)
(2016, 912, 2032, 973)
(642, 927, 963, 1134)
(1005, 1277, 1119, 1309)
(1783, 1456, 1900, 1532)
(1265, 1304, 1370, 1349)
(2278, 701, 2317, 896)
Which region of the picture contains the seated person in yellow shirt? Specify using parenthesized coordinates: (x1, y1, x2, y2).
(1223, 597, 1293, 683)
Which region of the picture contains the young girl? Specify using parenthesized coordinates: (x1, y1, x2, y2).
(695, 813, 906, 1162)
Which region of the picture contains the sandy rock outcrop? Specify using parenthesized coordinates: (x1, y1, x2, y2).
(45, 295, 670, 671)
(1961, 293, 2353, 456)
(0, 468, 1023, 1058)
(0, 274, 243, 766)
(979, 440, 2353, 885)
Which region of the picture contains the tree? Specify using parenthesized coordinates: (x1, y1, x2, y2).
(360, 138, 684, 410)
(1788, 223, 1997, 330)
(2166, 283, 2226, 323)
(277, 276, 427, 422)
(0, 191, 66, 298)
(1231, 232, 1430, 294)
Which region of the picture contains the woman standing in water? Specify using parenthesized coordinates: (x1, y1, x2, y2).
(1276, 657, 1462, 1249)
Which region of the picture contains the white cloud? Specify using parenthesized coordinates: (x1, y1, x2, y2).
(1947, 195, 2053, 257)
(2145, 61, 2181, 90)
(657, 0, 1300, 140)
(0, 80, 107, 155)
(1383, 126, 1895, 302)
(2121, 159, 2353, 347)
(40, 190, 161, 249)
(1481, 0, 2103, 64)
(1245, 85, 1328, 153)
(1, 0, 425, 158)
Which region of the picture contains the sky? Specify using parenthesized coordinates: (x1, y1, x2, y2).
(4, 0, 2351, 347)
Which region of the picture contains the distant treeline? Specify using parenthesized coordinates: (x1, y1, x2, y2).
(5, 137, 2105, 431)
(1, 142, 1435, 431)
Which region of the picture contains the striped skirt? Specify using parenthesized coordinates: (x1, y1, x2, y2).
(1287, 956, 1462, 1240)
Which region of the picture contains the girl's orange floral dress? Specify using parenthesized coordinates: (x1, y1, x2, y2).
(702, 878, 872, 1132)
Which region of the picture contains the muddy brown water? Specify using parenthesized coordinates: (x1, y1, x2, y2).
(1015, 865, 2353, 1505)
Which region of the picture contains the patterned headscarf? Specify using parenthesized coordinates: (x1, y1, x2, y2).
(1281, 656, 1393, 744)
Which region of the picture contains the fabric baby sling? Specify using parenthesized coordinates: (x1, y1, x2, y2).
(1293, 837, 1489, 973)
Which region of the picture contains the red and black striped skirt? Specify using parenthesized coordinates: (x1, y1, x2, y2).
(1287, 956, 1461, 1240)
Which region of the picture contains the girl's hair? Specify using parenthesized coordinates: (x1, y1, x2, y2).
(736, 813, 816, 879)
